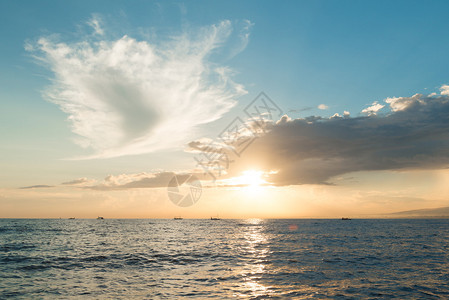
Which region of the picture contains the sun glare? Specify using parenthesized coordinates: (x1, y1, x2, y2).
(240, 170, 266, 187)
(228, 170, 269, 195)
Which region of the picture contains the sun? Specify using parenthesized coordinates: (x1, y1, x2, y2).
(239, 170, 266, 187)
(219, 170, 269, 195)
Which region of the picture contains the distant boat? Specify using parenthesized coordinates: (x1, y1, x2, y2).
(97, 216, 104, 220)
(68, 217, 75, 220)
(174, 216, 183, 220)
(341, 217, 351, 220)
(210, 217, 221, 220)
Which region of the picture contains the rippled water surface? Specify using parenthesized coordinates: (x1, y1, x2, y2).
(1, 219, 449, 299)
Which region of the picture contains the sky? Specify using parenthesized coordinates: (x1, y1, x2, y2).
(2, 0, 449, 218)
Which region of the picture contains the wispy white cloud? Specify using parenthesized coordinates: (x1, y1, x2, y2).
(318, 104, 328, 110)
(227, 19, 254, 59)
(30, 20, 248, 158)
(87, 14, 104, 36)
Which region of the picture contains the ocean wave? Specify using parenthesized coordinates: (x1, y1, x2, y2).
(1, 219, 449, 298)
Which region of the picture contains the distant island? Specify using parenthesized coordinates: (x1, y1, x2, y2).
(390, 206, 449, 218)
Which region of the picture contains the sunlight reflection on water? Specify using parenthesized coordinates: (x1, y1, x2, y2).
(237, 218, 270, 298)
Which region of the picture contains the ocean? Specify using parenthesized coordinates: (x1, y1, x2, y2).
(1, 219, 449, 299)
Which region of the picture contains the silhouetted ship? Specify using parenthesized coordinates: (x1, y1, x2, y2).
(174, 217, 183, 220)
(68, 217, 75, 220)
(97, 216, 104, 220)
(210, 217, 221, 220)
(341, 217, 351, 220)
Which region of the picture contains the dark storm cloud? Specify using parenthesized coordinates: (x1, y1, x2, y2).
(218, 93, 449, 185)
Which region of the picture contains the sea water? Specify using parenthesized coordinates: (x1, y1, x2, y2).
(1, 219, 449, 299)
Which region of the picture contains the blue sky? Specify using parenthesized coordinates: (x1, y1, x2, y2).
(2, 0, 449, 217)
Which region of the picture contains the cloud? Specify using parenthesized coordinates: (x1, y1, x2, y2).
(361, 101, 384, 115)
(440, 84, 449, 96)
(330, 113, 341, 119)
(84, 172, 173, 190)
(227, 19, 254, 59)
(82, 171, 206, 191)
(191, 88, 449, 186)
(19, 185, 54, 189)
(87, 14, 104, 35)
(21, 171, 207, 192)
(384, 94, 425, 112)
(318, 104, 328, 110)
(288, 107, 314, 113)
(26, 85, 449, 190)
(185, 138, 230, 154)
(30, 20, 249, 158)
(61, 178, 93, 185)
